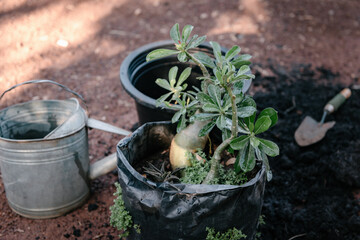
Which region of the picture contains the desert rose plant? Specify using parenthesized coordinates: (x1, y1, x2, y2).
(146, 23, 279, 183)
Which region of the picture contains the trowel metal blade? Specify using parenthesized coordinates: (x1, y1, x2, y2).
(294, 116, 336, 147)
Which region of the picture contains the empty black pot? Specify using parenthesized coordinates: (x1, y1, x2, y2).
(120, 40, 251, 124)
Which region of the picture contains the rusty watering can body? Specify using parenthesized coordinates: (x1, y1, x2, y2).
(0, 80, 130, 219)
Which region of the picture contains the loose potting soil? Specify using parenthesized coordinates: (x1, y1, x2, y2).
(251, 64, 360, 240)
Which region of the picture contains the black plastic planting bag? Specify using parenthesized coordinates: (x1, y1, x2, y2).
(116, 122, 266, 240)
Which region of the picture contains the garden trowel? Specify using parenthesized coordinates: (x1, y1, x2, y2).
(294, 88, 351, 147)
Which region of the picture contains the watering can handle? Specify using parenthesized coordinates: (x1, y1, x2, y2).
(0, 80, 88, 111)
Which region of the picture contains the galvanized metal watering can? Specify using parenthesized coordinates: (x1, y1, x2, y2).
(0, 80, 131, 219)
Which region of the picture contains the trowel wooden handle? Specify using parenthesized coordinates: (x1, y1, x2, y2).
(324, 88, 351, 113)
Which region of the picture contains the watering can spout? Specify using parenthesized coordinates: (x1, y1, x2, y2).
(89, 153, 117, 180)
(86, 117, 130, 180)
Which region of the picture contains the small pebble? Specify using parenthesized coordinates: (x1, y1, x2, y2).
(200, 13, 208, 19)
(134, 8, 142, 15)
(56, 39, 69, 47)
(211, 11, 219, 18)
(225, 158, 236, 166)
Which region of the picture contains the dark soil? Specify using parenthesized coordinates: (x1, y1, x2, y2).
(133, 144, 259, 185)
(252, 64, 360, 240)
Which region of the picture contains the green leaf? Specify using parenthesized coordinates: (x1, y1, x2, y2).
(187, 99, 198, 108)
(254, 148, 272, 181)
(171, 111, 182, 123)
(222, 129, 231, 142)
(192, 52, 215, 68)
(208, 84, 222, 107)
(176, 114, 186, 133)
(216, 114, 226, 129)
(250, 136, 260, 148)
(186, 34, 198, 48)
(262, 152, 273, 181)
(181, 25, 194, 43)
(187, 35, 206, 49)
(170, 79, 176, 88)
(236, 106, 257, 118)
(244, 112, 256, 132)
(156, 92, 172, 106)
(233, 74, 255, 82)
(238, 54, 252, 61)
(234, 154, 242, 174)
(214, 69, 223, 84)
(168, 66, 178, 83)
(237, 65, 250, 76)
(203, 103, 220, 112)
(200, 80, 207, 92)
(242, 143, 255, 172)
(177, 67, 191, 86)
(240, 96, 256, 108)
(170, 23, 181, 43)
(155, 78, 171, 90)
(235, 142, 255, 173)
(180, 107, 186, 115)
(254, 116, 271, 134)
(222, 94, 232, 111)
(210, 41, 223, 64)
(230, 135, 250, 150)
(225, 46, 241, 60)
(197, 92, 215, 105)
(191, 113, 218, 121)
(266, 168, 273, 181)
(231, 59, 251, 69)
(258, 108, 278, 128)
(146, 49, 180, 62)
(199, 121, 216, 137)
(237, 120, 249, 134)
(258, 138, 279, 157)
(232, 81, 244, 96)
(240, 97, 257, 131)
(177, 52, 187, 62)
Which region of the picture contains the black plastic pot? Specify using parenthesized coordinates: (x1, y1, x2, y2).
(119, 40, 251, 124)
(116, 121, 266, 240)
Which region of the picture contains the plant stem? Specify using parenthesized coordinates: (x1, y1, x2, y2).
(185, 51, 212, 94)
(202, 137, 233, 184)
(185, 52, 210, 78)
(202, 85, 238, 184)
(227, 85, 238, 138)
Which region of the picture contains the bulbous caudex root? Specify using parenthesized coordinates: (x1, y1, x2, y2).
(169, 120, 208, 169)
(169, 120, 233, 184)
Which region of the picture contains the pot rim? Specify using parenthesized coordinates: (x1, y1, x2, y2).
(0, 99, 86, 143)
(119, 40, 215, 110)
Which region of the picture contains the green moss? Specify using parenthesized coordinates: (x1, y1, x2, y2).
(255, 215, 266, 240)
(180, 150, 247, 185)
(206, 227, 247, 240)
(109, 182, 140, 238)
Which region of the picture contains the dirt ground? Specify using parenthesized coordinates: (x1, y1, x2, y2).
(0, 0, 359, 239)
